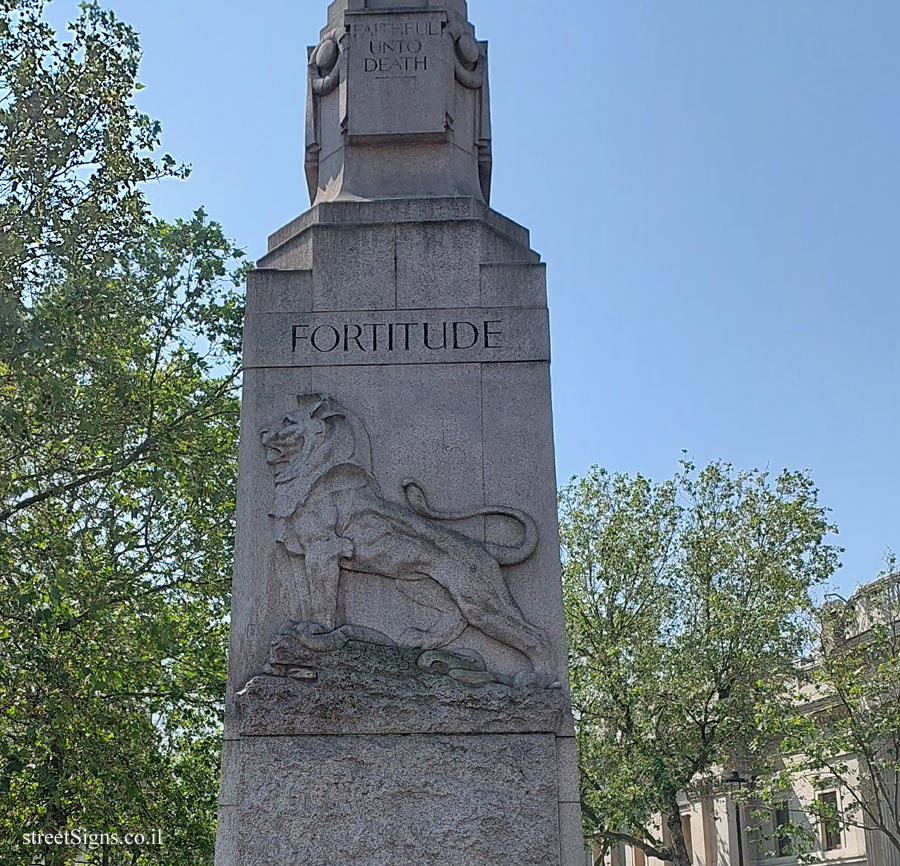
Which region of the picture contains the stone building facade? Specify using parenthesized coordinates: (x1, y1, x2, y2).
(600, 574, 900, 866)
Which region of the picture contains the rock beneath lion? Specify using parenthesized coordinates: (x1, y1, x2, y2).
(236, 631, 571, 738)
(262, 662, 320, 681)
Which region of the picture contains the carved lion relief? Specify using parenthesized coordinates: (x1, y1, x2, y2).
(260, 393, 551, 672)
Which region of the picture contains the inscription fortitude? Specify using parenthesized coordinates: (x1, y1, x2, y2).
(292, 319, 502, 354)
(347, 11, 447, 140)
(242, 308, 550, 369)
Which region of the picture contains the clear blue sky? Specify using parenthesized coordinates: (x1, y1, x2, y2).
(50, 0, 899, 595)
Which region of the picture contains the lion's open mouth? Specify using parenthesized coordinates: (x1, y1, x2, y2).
(264, 445, 287, 464)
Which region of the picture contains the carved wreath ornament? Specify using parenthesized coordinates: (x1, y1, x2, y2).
(448, 20, 485, 89)
(309, 34, 341, 96)
(259, 394, 551, 680)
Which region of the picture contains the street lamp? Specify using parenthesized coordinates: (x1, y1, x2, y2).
(724, 771, 752, 866)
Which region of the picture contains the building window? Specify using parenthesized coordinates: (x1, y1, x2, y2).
(818, 791, 842, 851)
(774, 802, 793, 856)
(681, 815, 694, 864)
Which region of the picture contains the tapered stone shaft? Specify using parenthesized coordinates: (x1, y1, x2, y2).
(215, 2, 583, 863)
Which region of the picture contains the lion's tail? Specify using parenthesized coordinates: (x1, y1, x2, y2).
(402, 480, 539, 566)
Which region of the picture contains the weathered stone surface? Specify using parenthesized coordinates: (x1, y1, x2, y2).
(480, 262, 547, 307)
(309, 223, 397, 311)
(236, 637, 570, 737)
(218, 739, 242, 807)
(557, 734, 582, 804)
(560, 801, 589, 866)
(245, 269, 312, 316)
(481, 360, 571, 680)
(395, 220, 481, 307)
(214, 806, 237, 866)
(233, 734, 560, 866)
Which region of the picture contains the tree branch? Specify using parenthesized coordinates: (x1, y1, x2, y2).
(597, 830, 672, 862)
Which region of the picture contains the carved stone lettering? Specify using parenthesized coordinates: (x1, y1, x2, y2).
(351, 21, 441, 38)
(242, 308, 549, 369)
(364, 55, 427, 74)
(354, 20, 438, 78)
(290, 319, 503, 354)
(346, 11, 447, 140)
(259, 393, 552, 675)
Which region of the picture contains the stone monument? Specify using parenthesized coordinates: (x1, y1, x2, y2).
(215, 1, 583, 863)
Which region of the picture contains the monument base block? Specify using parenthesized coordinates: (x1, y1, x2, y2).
(216, 633, 583, 865)
(222, 734, 560, 865)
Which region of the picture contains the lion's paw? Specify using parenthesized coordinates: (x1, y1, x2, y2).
(417, 648, 487, 675)
(513, 671, 560, 690)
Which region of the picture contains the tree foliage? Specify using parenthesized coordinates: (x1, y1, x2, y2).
(757, 567, 900, 859)
(560, 461, 839, 866)
(0, 2, 244, 863)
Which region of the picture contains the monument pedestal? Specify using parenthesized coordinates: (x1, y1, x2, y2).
(216, 2, 583, 863)
(218, 633, 580, 865)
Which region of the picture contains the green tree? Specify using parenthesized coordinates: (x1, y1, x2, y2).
(560, 461, 839, 866)
(757, 565, 900, 859)
(0, 2, 244, 863)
